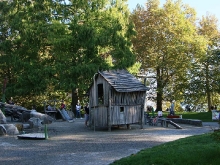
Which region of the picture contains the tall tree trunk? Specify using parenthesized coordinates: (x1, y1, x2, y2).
(156, 68, 163, 111)
(71, 88, 78, 116)
(156, 91, 163, 111)
(205, 64, 212, 111)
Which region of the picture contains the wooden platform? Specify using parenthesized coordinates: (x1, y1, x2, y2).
(17, 133, 46, 140)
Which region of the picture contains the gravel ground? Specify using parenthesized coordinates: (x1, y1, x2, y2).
(0, 118, 219, 165)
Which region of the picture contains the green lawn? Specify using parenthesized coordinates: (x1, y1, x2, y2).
(110, 112, 220, 165)
(181, 111, 213, 122)
(154, 111, 214, 122)
(110, 133, 220, 165)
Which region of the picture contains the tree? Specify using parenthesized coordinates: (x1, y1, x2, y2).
(131, 0, 207, 111)
(0, 0, 15, 101)
(0, 0, 60, 107)
(197, 14, 220, 110)
(48, 0, 136, 106)
(212, 49, 220, 94)
(186, 14, 220, 111)
(0, 0, 136, 108)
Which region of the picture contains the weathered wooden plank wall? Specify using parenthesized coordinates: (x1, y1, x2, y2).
(89, 75, 110, 107)
(90, 106, 108, 127)
(90, 105, 142, 127)
(110, 105, 141, 125)
(111, 91, 145, 105)
(89, 72, 146, 129)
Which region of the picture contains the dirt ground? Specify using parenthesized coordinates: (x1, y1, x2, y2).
(0, 117, 219, 165)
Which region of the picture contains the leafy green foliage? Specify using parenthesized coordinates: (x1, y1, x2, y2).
(47, 0, 136, 94)
(131, 0, 207, 111)
(186, 15, 220, 110)
(0, 0, 136, 107)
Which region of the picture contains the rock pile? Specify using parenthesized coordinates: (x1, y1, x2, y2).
(0, 109, 19, 135)
(0, 105, 54, 136)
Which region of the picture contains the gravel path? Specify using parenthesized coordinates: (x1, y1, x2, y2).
(0, 118, 219, 165)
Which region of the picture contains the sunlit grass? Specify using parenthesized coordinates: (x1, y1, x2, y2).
(151, 111, 214, 122)
(111, 111, 220, 165)
(110, 133, 220, 165)
(179, 111, 213, 122)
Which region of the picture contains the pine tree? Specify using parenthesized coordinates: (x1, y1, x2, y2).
(0, 0, 136, 107)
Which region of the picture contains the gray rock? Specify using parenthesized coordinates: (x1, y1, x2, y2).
(30, 111, 54, 124)
(0, 124, 19, 135)
(21, 110, 31, 122)
(0, 125, 7, 135)
(28, 117, 42, 128)
(0, 109, 7, 124)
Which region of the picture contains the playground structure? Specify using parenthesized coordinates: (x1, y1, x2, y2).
(42, 100, 74, 121)
(88, 70, 148, 131)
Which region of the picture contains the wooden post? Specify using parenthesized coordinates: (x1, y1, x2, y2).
(140, 104, 144, 129)
(140, 94, 146, 129)
(93, 106, 96, 132)
(108, 87, 112, 132)
(93, 73, 98, 132)
(44, 124, 48, 139)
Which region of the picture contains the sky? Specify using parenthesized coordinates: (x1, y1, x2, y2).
(127, 0, 220, 26)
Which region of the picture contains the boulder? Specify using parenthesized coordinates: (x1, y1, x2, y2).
(4, 124, 19, 135)
(20, 110, 54, 124)
(0, 124, 19, 135)
(0, 102, 28, 117)
(0, 109, 7, 124)
(21, 110, 32, 122)
(0, 102, 32, 122)
(28, 117, 42, 128)
(0, 125, 7, 135)
(30, 111, 54, 124)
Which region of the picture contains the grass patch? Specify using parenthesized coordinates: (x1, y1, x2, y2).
(110, 133, 220, 165)
(178, 111, 213, 122)
(154, 111, 214, 122)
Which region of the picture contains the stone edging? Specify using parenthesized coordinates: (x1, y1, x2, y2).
(169, 118, 203, 127)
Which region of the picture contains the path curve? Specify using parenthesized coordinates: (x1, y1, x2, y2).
(0, 118, 219, 165)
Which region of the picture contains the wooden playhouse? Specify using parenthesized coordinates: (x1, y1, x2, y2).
(88, 69, 148, 131)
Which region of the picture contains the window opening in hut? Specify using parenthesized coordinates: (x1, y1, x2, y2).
(120, 107, 124, 113)
(98, 84, 104, 105)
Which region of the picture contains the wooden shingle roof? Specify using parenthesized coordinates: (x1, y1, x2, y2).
(98, 70, 148, 92)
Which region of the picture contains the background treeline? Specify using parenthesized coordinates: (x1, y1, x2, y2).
(0, 0, 219, 111)
(131, 0, 220, 111)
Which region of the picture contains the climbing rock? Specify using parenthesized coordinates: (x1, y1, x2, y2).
(0, 125, 7, 135)
(0, 124, 19, 135)
(30, 111, 54, 124)
(28, 117, 42, 128)
(0, 110, 7, 124)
